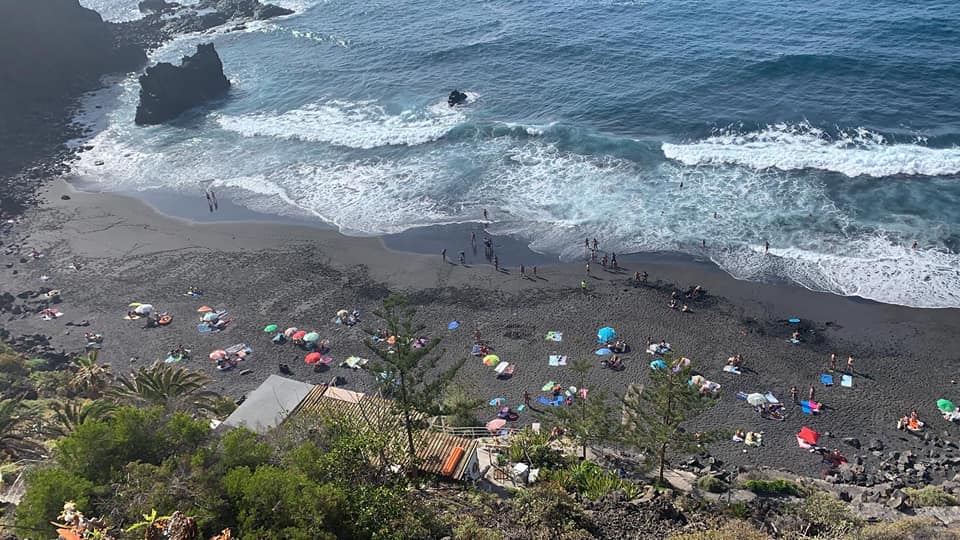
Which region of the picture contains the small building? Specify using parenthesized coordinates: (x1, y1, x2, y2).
(223, 376, 481, 481)
(221, 374, 315, 434)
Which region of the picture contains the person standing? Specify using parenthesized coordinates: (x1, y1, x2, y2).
(533, 266, 538, 278)
(847, 356, 854, 374)
(459, 251, 466, 264)
(523, 391, 531, 407)
(790, 385, 799, 404)
(808, 385, 815, 402)
(520, 264, 525, 277)
(441, 248, 446, 263)
(471, 231, 477, 248)
(494, 255, 499, 271)
(483, 208, 489, 221)
(829, 353, 837, 371)
(585, 262, 591, 276)
(764, 240, 769, 253)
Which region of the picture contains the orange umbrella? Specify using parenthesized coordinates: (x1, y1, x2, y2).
(305, 352, 322, 364)
(197, 306, 213, 313)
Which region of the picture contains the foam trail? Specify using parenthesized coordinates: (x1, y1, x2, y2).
(662, 123, 960, 177)
(216, 99, 466, 148)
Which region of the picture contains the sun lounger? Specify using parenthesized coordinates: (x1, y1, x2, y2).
(548, 355, 567, 367)
(820, 374, 834, 386)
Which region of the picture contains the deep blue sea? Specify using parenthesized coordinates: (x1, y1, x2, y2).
(75, 0, 960, 308)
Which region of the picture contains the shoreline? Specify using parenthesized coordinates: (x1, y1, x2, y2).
(2, 177, 959, 483)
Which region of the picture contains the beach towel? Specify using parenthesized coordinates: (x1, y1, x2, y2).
(489, 397, 506, 407)
(764, 392, 780, 404)
(537, 396, 564, 407)
(595, 348, 612, 356)
(548, 355, 568, 367)
(342, 356, 368, 369)
(646, 343, 672, 355)
(494, 362, 510, 374)
(545, 331, 562, 342)
(225, 344, 252, 355)
(723, 365, 741, 375)
(541, 381, 556, 391)
(197, 323, 218, 334)
(841, 375, 853, 387)
(447, 321, 459, 330)
(536, 396, 553, 406)
(735, 391, 749, 401)
(164, 354, 183, 363)
(820, 374, 834, 386)
(471, 344, 482, 356)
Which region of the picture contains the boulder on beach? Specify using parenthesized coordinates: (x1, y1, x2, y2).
(135, 43, 231, 125)
(448, 90, 468, 107)
(138, 0, 180, 13)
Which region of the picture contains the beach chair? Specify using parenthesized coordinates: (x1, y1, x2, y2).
(820, 374, 834, 386)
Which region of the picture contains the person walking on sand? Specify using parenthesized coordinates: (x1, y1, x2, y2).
(441, 248, 447, 263)
(847, 355, 854, 374)
(533, 266, 537, 278)
(790, 385, 799, 404)
(611, 252, 617, 268)
(494, 255, 499, 271)
(459, 251, 466, 264)
(592, 238, 599, 251)
(520, 264, 525, 277)
(764, 240, 769, 253)
(808, 385, 815, 402)
(523, 391, 531, 407)
(585, 262, 591, 276)
(580, 279, 587, 292)
(471, 231, 477, 248)
(829, 353, 836, 371)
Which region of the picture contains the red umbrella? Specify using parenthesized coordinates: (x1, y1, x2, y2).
(292, 330, 307, 340)
(209, 350, 226, 360)
(304, 352, 322, 364)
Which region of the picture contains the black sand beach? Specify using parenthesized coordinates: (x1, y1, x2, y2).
(3, 178, 960, 481)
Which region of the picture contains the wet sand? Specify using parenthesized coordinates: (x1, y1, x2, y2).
(2, 178, 960, 478)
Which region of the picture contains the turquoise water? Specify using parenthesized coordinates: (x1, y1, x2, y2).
(76, 0, 960, 307)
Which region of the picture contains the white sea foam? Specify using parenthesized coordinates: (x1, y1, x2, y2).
(216, 99, 466, 148)
(662, 123, 960, 178)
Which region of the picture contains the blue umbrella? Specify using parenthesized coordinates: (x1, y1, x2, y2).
(448, 321, 460, 330)
(597, 326, 616, 343)
(650, 359, 668, 370)
(595, 348, 612, 356)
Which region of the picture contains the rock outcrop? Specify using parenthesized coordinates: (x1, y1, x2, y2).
(195, 0, 294, 20)
(448, 90, 468, 107)
(135, 43, 231, 125)
(138, 0, 180, 13)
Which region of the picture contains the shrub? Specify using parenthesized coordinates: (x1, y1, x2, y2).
(857, 516, 960, 539)
(218, 426, 271, 472)
(512, 483, 595, 540)
(696, 474, 729, 493)
(796, 491, 861, 537)
(669, 520, 770, 540)
(741, 478, 802, 497)
(452, 516, 504, 540)
(507, 428, 565, 469)
(14, 467, 94, 539)
(904, 486, 960, 507)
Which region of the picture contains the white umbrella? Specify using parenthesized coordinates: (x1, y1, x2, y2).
(746, 393, 766, 406)
(134, 304, 154, 315)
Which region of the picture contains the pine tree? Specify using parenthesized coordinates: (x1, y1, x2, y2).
(547, 359, 618, 459)
(364, 295, 465, 470)
(621, 362, 717, 485)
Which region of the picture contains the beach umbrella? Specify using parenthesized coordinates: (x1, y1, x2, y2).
(292, 330, 307, 340)
(209, 350, 226, 360)
(263, 324, 278, 333)
(486, 418, 507, 433)
(134, 304, 154, 315)
(595, 348, 612, 356)
(128, 302, 142, 307)
(938, 399, 956, 414)
(747, 393, 766, 406)
(197, 306, 213, 313)
(597, 326, 616, 343)
(649, 359, 667, 370)
(203, 312, 219, 322)
(483, 354, 500, 366)
(284, 327, 298, 337)
(488, 397, 505, 407)
(541, 381, 555, 392)
(304, 332, 321, 343)
(305, 352, 322, 364)
(448, 321, 460, 330)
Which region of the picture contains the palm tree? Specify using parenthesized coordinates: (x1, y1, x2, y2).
(0, 399, 43, 459)
(69, 350, 113, 398)
(109, 362, 219, 414)
(47, 399, 116, 437)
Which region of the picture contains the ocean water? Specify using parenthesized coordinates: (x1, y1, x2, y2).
(75, 0, 960, 308)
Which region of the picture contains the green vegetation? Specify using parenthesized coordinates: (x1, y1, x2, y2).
(696, 474, 729, 494)
(793, 491, 862, 538)
(669, 520, 770, 540)
(855, 516, 960, 539)
(903, 485, 960, 507)
(363, 294, 465, 468)
(109, 362, 220, 414)
(620, 361, 719, 484)
(545, 358, 618, 459)
(740, 478, 803, 497)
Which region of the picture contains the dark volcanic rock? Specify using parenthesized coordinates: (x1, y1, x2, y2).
(135, 43, 231, 125)
(196, 0, 293, 20)
(448, 90, 468, 107)
(139, 0, 180, 13)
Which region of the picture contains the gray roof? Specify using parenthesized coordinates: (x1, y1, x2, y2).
(222, 375, 315, 433)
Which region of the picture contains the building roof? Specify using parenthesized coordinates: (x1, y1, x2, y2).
(292, 385, 480, 480)
(222, 375, 315, 433)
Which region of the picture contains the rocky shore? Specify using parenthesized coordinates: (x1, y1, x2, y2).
(0, 0, 296, 213)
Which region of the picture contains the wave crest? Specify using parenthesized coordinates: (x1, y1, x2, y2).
(662, 123, 960, 177)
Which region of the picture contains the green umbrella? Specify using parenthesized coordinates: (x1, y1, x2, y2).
(938, 399, 955, 414)
(304, 332, 321, 343)
(263, 324, 278, 333)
